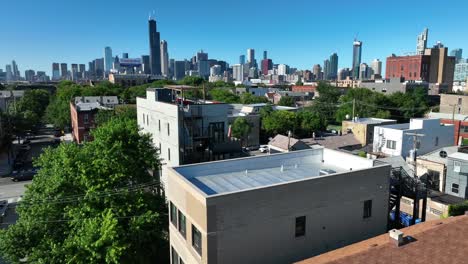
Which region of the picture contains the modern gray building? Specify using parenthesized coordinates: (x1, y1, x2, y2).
(416, 28, 428, 55)
(167, 148, 390, 264)
(445, 149, 468, 199)
(450, 48, 463, 62)
(161, 40, 169, 77)
(104, 46, 113, 73)
(174, 61, 186, 81)
(352, 40, 362, 79)
(329, 53, 338, 80)
(454, 62, 468, 81)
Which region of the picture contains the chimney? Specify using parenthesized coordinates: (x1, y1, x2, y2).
(389, 229, 404, 247)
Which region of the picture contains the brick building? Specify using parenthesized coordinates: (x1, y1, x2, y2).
(70, 96, 119, 143)
(291, 85, 316, 93)
(386, 55, 430, 81)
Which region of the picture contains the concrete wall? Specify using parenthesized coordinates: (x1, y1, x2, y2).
(204, 165, 390, 264)
(440, 94, 468, 115)
(342, 120, 397, 146)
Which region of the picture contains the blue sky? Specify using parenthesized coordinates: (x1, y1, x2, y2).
(1, 0, 467, 75)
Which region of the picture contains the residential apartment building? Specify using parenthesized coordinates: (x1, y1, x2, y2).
(167, 149, 390, 264)
(373, 118, 454, 159)
(137, 87, 242, 188)
(445, 148, 468, 199)
(440, 93, 468, 115)
(342, 118, 397, 146)
(70, 96, 119, 143)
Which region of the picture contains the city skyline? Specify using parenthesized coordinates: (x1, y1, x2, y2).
(1, 0, 468, 75)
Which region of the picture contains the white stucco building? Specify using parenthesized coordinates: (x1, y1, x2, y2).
(373, 118, 454, 159)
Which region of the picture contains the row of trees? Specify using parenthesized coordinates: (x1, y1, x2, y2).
(0, 113, 169, 263)
(309, 83, 432, 124)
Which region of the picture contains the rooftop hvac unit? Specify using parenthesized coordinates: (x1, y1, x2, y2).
(319, 169, 336, 176)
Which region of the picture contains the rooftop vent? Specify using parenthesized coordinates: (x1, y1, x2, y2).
(389, 229, 404, 247)
(439, 151, 447, 158)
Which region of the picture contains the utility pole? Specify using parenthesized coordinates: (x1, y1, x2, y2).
(352, 98, 356, 121)
(287, 130, 292, 152)
(450, 104, 457, 123)
(406, 132, 425, 178)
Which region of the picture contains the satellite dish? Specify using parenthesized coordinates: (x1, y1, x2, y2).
(439, 151, 447, 158)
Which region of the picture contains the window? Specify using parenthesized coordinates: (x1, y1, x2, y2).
(363, 200, 372, 219)
(386, 140, 396, 150)
(146, 114, 149, 125)
(170, 202, 177, 226)
(458, 98, 462, 105)
(179, 258, 184, 264)
(142, 113, 145, 124)
(452, 183, 459, 194)
(167, 123, 170, 136)
(178, 211, 186, 238)
(159, 143, 162, 154)
(295, 216, 306, 237)
(168, 148, 171, 161)
(83, 114, 89, 124)
(158, 120, 161, 131)
(454, 161, 461, 172)
(430, 208, 443, 216)
(192, 225, 202, 255)
(461, 125, 468, 133)
(435, 137, 439, 146)
(171, 247, 179, 264)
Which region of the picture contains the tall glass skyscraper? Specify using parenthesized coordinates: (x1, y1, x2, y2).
(104, 47, 113, 73)
(329, 53, 338, 80)
(416, 28, 428, 55)
(451, 49, 463, 62)
(239, 55, 245, 65)
(352, 40, 362, 80)
(160, 40, 169, 77)
(149, 18, 161, 76)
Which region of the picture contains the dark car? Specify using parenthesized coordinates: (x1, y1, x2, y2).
(11, 168, 38, 182)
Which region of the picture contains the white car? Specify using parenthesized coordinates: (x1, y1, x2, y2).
(259, 145, 269, 153)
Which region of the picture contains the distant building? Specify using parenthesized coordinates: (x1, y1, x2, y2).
(247, 48, 255, 67)
(232, 64, 244, 82)
(352, 40, 362, 79)
(108, 73, 154, 87)
(261, 59, 273, 76)
(454, 62, 468, 81)
(359, 63, 370, 80)
(52, 63, 60, 81)
(416, 28, 429, 55)
(0, 90, 24, 112)
(24, 69, 35, 82)
(104, 46, 113, 73)
(173, 61, 186, 81)
(142, 55, 151, 75)
(338, 68, 351, 80)
(313, 64, 322, 80)
(385, 54, 431, 81)
(371, 59, 382, 76)
(278, 64, 289, 75)
(329, 53, 338, 80)
(323, 59, 330, 80)
(60, 63, 68, 79)
(70, 96, 119, 143)
(149, 18, 161, 75)
(239, 55, 245, 65)
(167, 149, 390, 264)
(450, 48, 463, 62)
(160, 40, 169, 77)
(373, 118, 454, 159)
(268, 134, 311, 153)
(445, 148, 468, 198)
(440, 93, 468, 115)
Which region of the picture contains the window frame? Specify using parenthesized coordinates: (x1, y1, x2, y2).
(178, 211, 186, 238)
(295, 216, 306, 237)
(452, 183, 459, 194)
(192, 224, 202, 256)
(170, 202, 177, 226)
(363, 200, 372, 219)
(386, 140, 396, 150)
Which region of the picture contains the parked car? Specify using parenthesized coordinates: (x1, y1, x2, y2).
(259, 145, 269, 153)
(11, 168, 38, 182)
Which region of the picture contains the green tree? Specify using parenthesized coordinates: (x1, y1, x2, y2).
(209, 88, 240, 103)
(388, 87, 429, 122)
(308, 82, 341, 123)
(178, 76, 205, 86)
(262, 110, 297, 135)
(0, 117, 168, 263)
(7, 89, 50, 134)
(240, 93, 269, 104)
(278, 96, 295, 107)
(296, 110, 327, 137)
(95, 106, 137, 126)
(335, 88, 391, 123)
(231, 117, 252, 146)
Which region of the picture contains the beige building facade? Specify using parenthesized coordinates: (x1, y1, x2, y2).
(342, 118, 397, 146)
(167, 149, 391, 264)
(440, 93, 468, 115)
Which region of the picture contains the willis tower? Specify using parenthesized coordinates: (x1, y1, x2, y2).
(149, 16, 161, 76)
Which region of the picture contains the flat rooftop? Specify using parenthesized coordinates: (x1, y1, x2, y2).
(172, 148, 380, 196)
(346, 117, 396, 125)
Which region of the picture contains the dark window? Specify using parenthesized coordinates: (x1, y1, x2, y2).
(295, 216, 306, 237)
(167, 123, 170, 136)
(143, 113, 145, 124)
(159, 143, 162, 154)
(170, 202, 177, 226)
(363, 200, 372, 218)
(458, 98, 463, 105)
(461, 125, 468, 133)
(178, 211, 186, 238)
(426, 170, 440, 191)
(84, 114, 89, 124)
(208, 122, 225, 143)
(171, 247, 179, 264)
(452, 183, 459, 194)
(435, 137, 439, 146)
(158, 120, 161, 131)
(192, 225, 202, 255)
(386, 140, 396, 150)
(146, 115, 149, 125)
(179, 258, 184, 264)
(168, 148, 171, 161)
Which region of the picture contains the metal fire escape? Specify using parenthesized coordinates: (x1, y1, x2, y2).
(388, 167, 428, 230)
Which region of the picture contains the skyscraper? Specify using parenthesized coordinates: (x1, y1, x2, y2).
(196, 50, 208, 62)
(359, 63, 369, 80)
(261, 59, 273, 75)
(160, 40, 169, 77)
(94, 58, 104, 79)
(71, 64, 79, 81)
(263, 50, 267, 60)
(450, 49, 463, 62)
(232, 64, 244, 82)
(5, 65, 12, 82)
(52, 63, 60, 80)
(247, 49, 255, 67)
(323, 59, 330, 80)
(141, 55, 151, 74)
(60, 63, 68, 79)
(104, 47, 113, 73)
(239, 55, 246, 65)
(313, 64, 322, 80)
(417, 28, 428, 55)
(149, 18, 161, 75)
(371, 59, 382, 76)
(329, 53, 338, 80)
(11, 60, 20, 80)
(25, 70, 35, 82)
(122, 53, 129, 59)
(79, 64, 86, 79)
(352, 40, 362, 79)
(174, 61, 186, 80)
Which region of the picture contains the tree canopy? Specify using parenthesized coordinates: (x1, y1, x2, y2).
(0, 117, 168, 263)
(7, 89, 50, 134)
(231, 117, 252, 146)
(278, 96, 295, 107)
